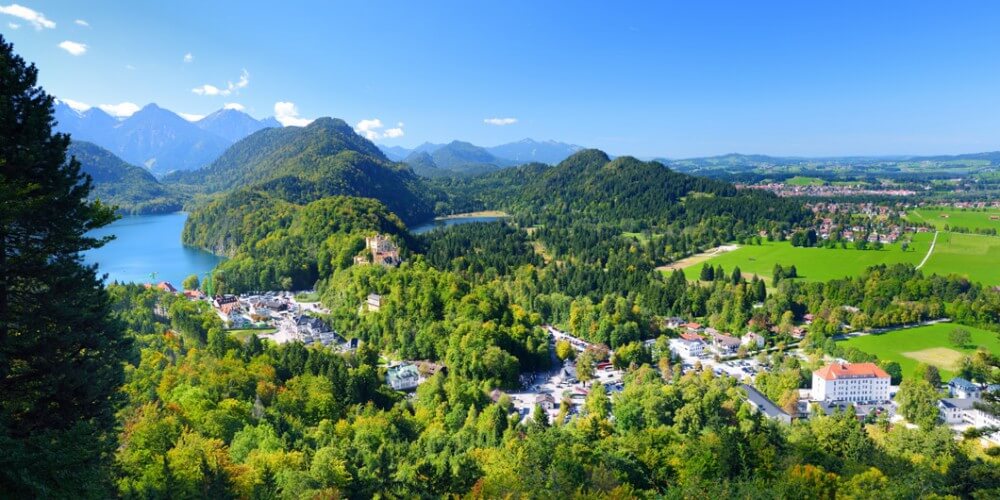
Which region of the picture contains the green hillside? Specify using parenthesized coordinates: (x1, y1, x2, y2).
(68, 140, 181, 214)
(167, 117, 437, 224)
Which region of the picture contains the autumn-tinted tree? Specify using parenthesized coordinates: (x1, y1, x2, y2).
(0, 35, 130, 496)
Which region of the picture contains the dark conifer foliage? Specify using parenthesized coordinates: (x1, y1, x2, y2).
(0, 35, 130, 496)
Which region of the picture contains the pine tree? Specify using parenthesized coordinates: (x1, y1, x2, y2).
(700, 263, 714, 281)
(0, 35, 130, 496)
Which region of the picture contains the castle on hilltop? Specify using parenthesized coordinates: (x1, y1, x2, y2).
(354, 234, 401, 267)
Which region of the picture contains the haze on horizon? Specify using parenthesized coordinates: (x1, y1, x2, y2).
(5, 1, 1000, 158)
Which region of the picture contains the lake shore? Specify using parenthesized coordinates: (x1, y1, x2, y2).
(435, 210, 509, 220)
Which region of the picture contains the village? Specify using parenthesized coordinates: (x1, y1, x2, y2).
(150, 233, 999, 446)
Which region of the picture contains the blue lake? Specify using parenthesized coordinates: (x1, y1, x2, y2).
(411, 216, 506, 235)
(83, 212, 224, 287)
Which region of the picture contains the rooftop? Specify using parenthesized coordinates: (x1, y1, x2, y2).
(814, 362, 889, 381)
(742, 384, 790, 420)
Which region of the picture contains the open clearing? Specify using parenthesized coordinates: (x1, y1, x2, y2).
(906, 206, 1000, 232)
(677, 233, 931, 282)
(918, 232, 1000, 285)
(658, 244, 740, 272)
(674, 231, 1000, 286)
(838, 323, 1000, 379)
(902, 348, 966, 373)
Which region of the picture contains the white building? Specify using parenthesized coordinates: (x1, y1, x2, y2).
(670, 333, 706, 358)
(741, 332, 765, 349)
(811, 362, 891, 403)
(938, 398, 976, 424)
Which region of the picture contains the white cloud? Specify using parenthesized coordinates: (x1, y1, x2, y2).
(192, 69, 249, 97)
(58, 98, 91, 112)
(355, 118, 383, 140)
(484, 117, 517, 126)
(223, 102, 245, 111)
(0, 4, 55, 30)
(58, 40, 87, 56)
(98, 102, 140, 118)
(183, 52, 193, 63)
(274, 101, 312, 127)
(354, 118, 405, 140)
(178, 112, 205, 122)
(7, 21, 18, 29)
(74, 19, 88, 27)
(192, 84, 222, 96)
(125, 64, 135, 70)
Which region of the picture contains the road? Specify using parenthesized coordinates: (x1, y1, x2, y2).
(915, 231, 939, 269)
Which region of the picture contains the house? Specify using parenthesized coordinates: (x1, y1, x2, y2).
(535, 393, 556, 411)
(183, 290, 205, 300)
(366, 293, 382, 312)
(742, 384, 792, 424)
(939, 398, 976, 424)
(811, 362, 891, 403)
(684, 322, 703, 333)
(711, 333, 741, 356)
(213, 294, 238, 309)
(489, 389, 505, 403)
(156, 281, 177, 293)
(948, 377, 981, 399)
(663, 317, 686, 330)
(741, 332, 765, 349)
(386, 363, 421, 391)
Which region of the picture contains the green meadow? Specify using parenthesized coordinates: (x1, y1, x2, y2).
(837, 323, 1000, 379)
(678, 233, 932, 283)
(919, 232, 1000, 285)
(906, 206, 1000, 232)
(785, 176, 826, 186)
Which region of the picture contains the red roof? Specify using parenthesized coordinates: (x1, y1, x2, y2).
(218, 302, 241, 315)
(685, 322, 702, 329)
(680, 332, 703, 342)
(814, 362, 889, 381)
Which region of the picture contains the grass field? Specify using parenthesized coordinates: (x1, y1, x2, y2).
(677, 233, 932, 282)
(837, 323, 1000, 379)
(906, 206, 1000, 232)
(227, 328, 275, 342)
(673, 230, 1000, 286)
(919, 232, 1000, 285)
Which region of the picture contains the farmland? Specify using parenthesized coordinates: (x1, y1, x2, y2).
(906, 206, 1000, 232)
(676, 230, 1000, 286)
(837, 323, 1000, 379)
(919, 232, 1000, 285)
(678, 233, 932, 282)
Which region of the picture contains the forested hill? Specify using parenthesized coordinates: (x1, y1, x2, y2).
(168, 117, 438, 225)
(184, 194, 409, 291)
(437, 148, 810, 229)
(68, 141, 181, 214)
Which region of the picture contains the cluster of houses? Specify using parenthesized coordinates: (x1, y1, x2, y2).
(354, 234, 401, 267)
(739, 182, 916, 198)
(938, 377, 1000, 442)
(664, 318, 767, 359)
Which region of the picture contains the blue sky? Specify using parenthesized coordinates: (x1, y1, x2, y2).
(4, 1, 1000, 157)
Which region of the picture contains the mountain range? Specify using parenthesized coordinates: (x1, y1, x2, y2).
(383, 138, 584, 177)
(54, 100, 279, 176)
